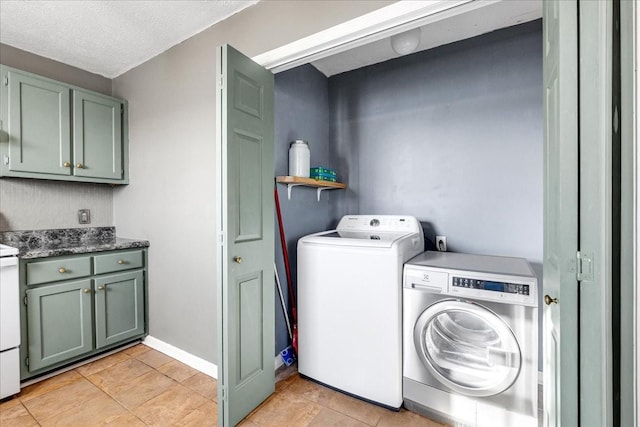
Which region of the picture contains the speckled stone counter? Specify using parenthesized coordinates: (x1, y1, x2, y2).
(0, 227, 149, 259)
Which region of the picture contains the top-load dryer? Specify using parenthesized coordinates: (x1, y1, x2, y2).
(297, 215, 424, 409)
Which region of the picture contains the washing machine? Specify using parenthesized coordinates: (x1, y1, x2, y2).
(403, 251, 538, 427)
(297, 215, 424, 409)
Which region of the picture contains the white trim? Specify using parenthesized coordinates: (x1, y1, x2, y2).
(143, 335, 217, 379)
(275, 354, 284, 371)
(251, 0, 506, 73)
(143, 336, 286, 379)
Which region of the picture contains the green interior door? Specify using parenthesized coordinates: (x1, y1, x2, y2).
(542, 0, 579, 425)
(216, 44, 275, 427)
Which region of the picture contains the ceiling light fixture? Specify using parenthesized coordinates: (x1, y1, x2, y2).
(390, 27, 421, 56)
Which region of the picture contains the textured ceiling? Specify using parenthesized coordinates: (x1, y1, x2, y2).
(0, 0, 258, 78)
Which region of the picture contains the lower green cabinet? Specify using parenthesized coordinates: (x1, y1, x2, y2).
(20, 249, 147, 379)
(26, 279, 93, 371)
(95, 271, 144, 348)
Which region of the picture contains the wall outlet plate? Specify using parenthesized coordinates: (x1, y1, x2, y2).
(435, 235, 447, 252)
(78, 209, 91, 224)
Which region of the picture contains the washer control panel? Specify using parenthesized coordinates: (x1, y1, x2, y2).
(452, 277, 530, 295)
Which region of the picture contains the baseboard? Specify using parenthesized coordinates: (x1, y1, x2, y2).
(143, 336, 217, 379)
(275, 353, 284, 370)
(143, 336, 286, 380)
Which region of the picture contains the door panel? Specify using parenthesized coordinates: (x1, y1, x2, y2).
(73, 90, 123, 180)
(233, 129, 264, 242)
(94, 271, 144, 349)
(5, 69, 71, 175)
(217, 44, 275, 427)
(26, 279, 93, 371)
(542, 0, 579, 425)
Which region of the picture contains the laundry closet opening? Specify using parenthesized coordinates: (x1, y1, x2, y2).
(272, 19, 544, 371)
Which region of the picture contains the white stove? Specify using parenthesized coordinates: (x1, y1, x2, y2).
(0, 243, 20, 399)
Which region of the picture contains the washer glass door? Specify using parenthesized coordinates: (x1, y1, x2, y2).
(414, 299, 522, 397)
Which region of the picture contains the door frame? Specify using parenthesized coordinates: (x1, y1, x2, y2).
(620, 0, 638, 425)
(248, 0, 638, 424)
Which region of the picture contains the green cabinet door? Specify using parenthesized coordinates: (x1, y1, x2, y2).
(94, 271, 144, 349)
(26, 279, 93, 371)
(2, 67, 71, 175)
(72, 90, 123, 180)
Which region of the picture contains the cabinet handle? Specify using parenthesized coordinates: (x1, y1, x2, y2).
(118, 259, 126, 265)
(233, 256, 243, 264)
(76, 163, 84, 169)
(97, 285, 105, 291)
(59, 267, 67, 274)
(83, 288, 90, 294)
(63, 162, 71, 168)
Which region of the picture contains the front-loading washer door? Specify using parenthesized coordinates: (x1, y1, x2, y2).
(414, 299, 522, 397)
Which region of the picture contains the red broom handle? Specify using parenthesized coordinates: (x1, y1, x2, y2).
(274, 187, 297, 323)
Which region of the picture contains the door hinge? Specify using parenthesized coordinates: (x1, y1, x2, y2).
(221, 386, 227, 402)
(23, 295, 27, 306)
(3, 75, 8, 86)
(576, 251, 594, 281)
(25, 357, 29, 367)
(218, 231, 225, 245)
(217, 76, 224, 89)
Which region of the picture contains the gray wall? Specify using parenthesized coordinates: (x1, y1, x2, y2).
(0, 44, 114, 231)
(274, 64, 339, 354)
(329, 20, 543, 368)
(111, 0, 392, 364)
(0, 179, 112, 231)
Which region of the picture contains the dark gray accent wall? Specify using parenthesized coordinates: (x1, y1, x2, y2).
(328, 20, 543, 368)
(274, 64, 339, 355)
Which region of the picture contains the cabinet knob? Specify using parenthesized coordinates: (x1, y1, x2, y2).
(118, 259, 126, 265)
(97, 285, 105, 291)
(544, 294, 559, 305)
(76, 163, 84, 169)
(233, 256, 243, 264)
(59, 267, 67, 274)
(63, 162, 71, 168)
(83, 288, 90, 294)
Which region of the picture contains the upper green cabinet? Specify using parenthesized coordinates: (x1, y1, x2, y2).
(0, 65, 129, 184)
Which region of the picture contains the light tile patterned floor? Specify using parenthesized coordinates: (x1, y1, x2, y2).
(0, 344, 445, 426)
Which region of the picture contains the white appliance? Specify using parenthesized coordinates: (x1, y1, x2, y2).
(0, 243, 20, 399)
(297, 215, 424, 409)
(403, 251, 538, 427)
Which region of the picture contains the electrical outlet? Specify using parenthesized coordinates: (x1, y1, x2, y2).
(435, 235, 447, 252)
(78, 209, 91, 224)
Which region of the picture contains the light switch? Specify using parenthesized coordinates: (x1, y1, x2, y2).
(78, 209, 91, 224)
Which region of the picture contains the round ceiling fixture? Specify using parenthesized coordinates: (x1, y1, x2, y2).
(390, 27, 422, 56)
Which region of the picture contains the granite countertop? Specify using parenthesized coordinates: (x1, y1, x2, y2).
(0, 227, 149, 259)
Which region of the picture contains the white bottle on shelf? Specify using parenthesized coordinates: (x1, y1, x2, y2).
(288, 140, 310, 177)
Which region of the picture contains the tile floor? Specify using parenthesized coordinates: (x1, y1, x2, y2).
(0, 344, 445, 426)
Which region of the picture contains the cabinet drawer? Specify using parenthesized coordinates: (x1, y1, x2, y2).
(94, 250, 143, 275)
(26, 256, 91, 286)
